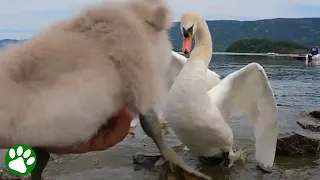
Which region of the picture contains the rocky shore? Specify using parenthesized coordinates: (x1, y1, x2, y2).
(1, 110, 319, 179)
(276, 110, 320, 156)
(134, 110, 320, 166)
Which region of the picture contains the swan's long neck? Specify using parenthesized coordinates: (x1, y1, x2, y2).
(189, 19, 212, 67)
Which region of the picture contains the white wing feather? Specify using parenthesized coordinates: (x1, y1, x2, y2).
(209, 62, 278, 168)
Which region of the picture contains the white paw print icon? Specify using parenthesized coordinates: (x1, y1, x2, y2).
(6, 145, 37, 175)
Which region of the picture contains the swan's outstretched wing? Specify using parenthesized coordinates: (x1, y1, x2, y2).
(170, 51, 221, 90)
(209, 63, 278, 168)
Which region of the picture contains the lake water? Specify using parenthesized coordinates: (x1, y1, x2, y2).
(1, 55, 319, 180)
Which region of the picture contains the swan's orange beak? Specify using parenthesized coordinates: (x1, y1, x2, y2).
(182, 33, 192, 55)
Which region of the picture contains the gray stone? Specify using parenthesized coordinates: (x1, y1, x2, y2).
(132, 152, 161, 165)
(197, 156, 223, 165)
(0, 166, 31, 180)
(276, 131, 320, 156)
(297, 120, 320, 132)
(49, 154, 64, 164)
(309, 110, 320, 119)
(297, 111, 320, 132)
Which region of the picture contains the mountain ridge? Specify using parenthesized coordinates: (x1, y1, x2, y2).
(169, 17, 320, 51)
(1, 17, 320, 52)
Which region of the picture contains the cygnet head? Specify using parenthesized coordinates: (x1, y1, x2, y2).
(126, 0, 173, 73)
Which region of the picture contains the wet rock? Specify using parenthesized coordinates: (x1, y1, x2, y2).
(297, 111, 320, 132)
(197, 156, 223, 165)
(90, 159, 100, 166)
(309, 110, 320, 119)
(49, 154, 64, 164)
(0, 166, 30, 180)
(0, 166, 51, 180)
(132, 152, 161, 165)
(276, 131, 320, 156)
(0, 166, 18, 180)
(297, 120, 320, 132)
(299, 110, 320, 120)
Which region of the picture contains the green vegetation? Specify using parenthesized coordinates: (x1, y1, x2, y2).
(225, 38, 309, 54)
(169, 18, 320, 51)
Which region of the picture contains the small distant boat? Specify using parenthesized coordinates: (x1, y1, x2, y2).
(305, 46, 320, 65)
(267, 52, 279, 56)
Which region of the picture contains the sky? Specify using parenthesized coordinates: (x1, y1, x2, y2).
(0, 0, 319, 39)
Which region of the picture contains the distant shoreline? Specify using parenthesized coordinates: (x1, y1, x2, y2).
(225, 38, 309, 55)
(176, 51, 306, 57)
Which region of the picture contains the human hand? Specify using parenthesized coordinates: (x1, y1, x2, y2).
(48, 107, 133, 154)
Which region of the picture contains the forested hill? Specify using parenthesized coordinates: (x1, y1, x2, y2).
(169, 17, 320, 52)
(225, 38, 309, 54)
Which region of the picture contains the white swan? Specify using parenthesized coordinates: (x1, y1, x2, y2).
(130, 49, 221, 128)
(163, 13, 279, 169)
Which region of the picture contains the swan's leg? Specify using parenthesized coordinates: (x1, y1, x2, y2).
(139, 108, 212, 180)
(31, 148, 50, 180)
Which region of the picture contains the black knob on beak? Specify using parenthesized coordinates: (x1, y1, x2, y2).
(183, 30, 189, 38)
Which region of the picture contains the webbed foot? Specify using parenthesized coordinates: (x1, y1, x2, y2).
(156, 156, 211, 180)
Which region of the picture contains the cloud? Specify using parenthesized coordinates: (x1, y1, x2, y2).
(0, 0, 319, 39)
